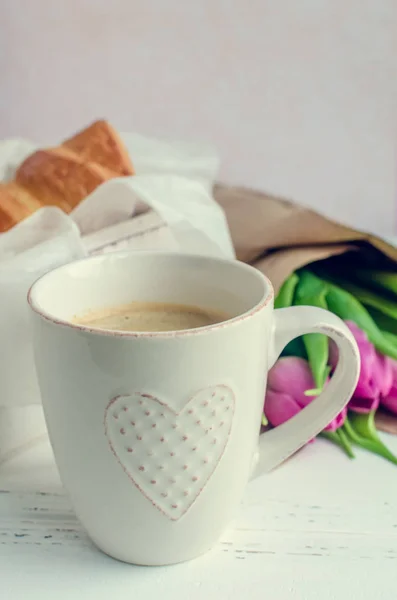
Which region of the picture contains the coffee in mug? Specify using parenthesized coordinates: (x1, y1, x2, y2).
(73, 301, 229, 332)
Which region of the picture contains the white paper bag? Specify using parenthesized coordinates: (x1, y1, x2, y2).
(72, 174, 234, 258)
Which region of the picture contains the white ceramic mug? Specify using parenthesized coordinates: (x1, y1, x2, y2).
(28, 251, 360, 566)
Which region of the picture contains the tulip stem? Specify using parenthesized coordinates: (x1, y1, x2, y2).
(343, 413, 397, 466)
(320, 430, 355, 459)
(304, 388, 322, 397)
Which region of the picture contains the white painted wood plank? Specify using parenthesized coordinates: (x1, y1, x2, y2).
(0, 435, 396, 599)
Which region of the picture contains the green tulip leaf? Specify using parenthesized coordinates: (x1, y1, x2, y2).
(367, 307, 397, 336)
(355, 270, 397, 298)
(381, 329, 397, 348)
(325, 283, 397, 360)
(331, 280, 397, 320)
(295, 271, 329, 388)
(295, 269, 329, 298)
(274, 273, 299, 309)
(281, 337, 307, 359)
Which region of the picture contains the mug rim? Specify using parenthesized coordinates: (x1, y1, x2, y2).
(28, 250, 274, 338)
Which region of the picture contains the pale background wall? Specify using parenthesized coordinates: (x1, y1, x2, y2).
(1, 1, 396, 235)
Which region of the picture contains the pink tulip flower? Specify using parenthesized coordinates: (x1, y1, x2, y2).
(381, 359, 397, 415)
(265, 356, 346, 432)
(329, 321, 393, 413)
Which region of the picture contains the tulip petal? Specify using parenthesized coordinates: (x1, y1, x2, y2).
(348, 396, 380, 413)
(345, 320, 370, 344)
(324, 406, 347, 431)
(354, 346, 379, 398)
(264, 389, 301, 427)
(334, 321, 389, 403)
(267, 357, 315, 407)
(381, 360, 397, 414)
(374, 353, 393, 398)
(329, 321, 372, 369)
(380, 359, 397, 414)
(381, 395, 397, 414)
(328, 339, 339, 369)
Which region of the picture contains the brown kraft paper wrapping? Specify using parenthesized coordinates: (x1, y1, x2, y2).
(214, 183, 397, 434)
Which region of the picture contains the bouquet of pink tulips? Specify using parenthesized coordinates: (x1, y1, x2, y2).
(214, 184, 397, 464)
(265, 268, 397, 464)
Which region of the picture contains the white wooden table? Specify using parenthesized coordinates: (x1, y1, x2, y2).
(1, 431, 396, 600)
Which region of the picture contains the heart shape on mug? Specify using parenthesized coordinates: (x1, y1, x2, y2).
(104, 386, 235, 520)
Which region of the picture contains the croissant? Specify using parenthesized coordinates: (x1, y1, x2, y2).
(0, 120, 134, 232)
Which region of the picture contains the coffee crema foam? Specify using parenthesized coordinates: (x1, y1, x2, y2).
(72, 301, 229, 332)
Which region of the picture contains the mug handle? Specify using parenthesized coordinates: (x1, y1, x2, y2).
(253, 306, 360, 476)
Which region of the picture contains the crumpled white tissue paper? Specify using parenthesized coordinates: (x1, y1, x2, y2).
(0, 130, 234, 464)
